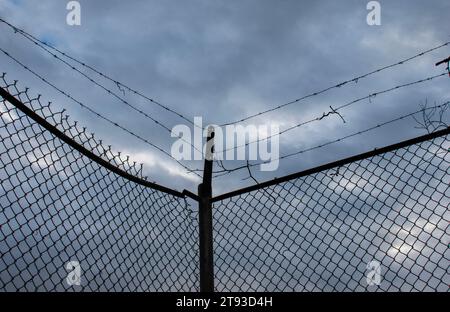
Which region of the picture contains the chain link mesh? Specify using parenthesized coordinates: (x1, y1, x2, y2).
(1, 75, 449, 293)
(0, 77, 199, 291)
(213, 133, 449, 291)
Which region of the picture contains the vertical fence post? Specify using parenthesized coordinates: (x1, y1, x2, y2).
(199, 126, 214, 292)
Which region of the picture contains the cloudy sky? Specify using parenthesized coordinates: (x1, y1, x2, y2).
(0, 0, 449, 195)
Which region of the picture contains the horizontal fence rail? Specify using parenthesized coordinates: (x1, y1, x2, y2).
(211, 128, 450, 202)
(0, 86, 185, 198)
(212, 131, 449, 291)
(0, 77, 199, 291)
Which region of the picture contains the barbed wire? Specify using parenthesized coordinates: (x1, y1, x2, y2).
(413, 99, 449, 133)
(3, 18, 448, 133)
(0, 17, 197, 127)
(0, 48, 202, 178)
(8, 32, 201, 152)
(219, 41, 450, 126)
(215, 72, 448, 154)
(2, 17, 449, 179)
(211, 101, 450, 177)
(0, 19, 204, 154)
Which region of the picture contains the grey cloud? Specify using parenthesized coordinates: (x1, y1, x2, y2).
(0, 0, 449, 292)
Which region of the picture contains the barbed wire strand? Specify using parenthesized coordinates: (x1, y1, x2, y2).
(211, 101, 450, 177)
(219, 41, 450, 126)
(0, 47, 202, 178)
(0, 17, 197, 127)
(4, 29, 202, 153)
(215, 72, 447, 154)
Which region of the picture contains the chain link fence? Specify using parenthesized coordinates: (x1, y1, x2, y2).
(0, 77, 199, 291)
(212, 132, 449, 291)
(1, 75, 449, 292)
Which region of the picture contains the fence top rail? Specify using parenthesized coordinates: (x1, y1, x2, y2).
(211, 126, 450, 203)
(0, 86, 188, 199)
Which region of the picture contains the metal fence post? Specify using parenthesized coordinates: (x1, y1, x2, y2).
(199, 126, 214, 292)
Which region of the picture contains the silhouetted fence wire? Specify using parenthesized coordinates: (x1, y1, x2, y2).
(212, 129, 449, 291)
(0, 76, 448, 292)
(0, 77, 199, 291)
